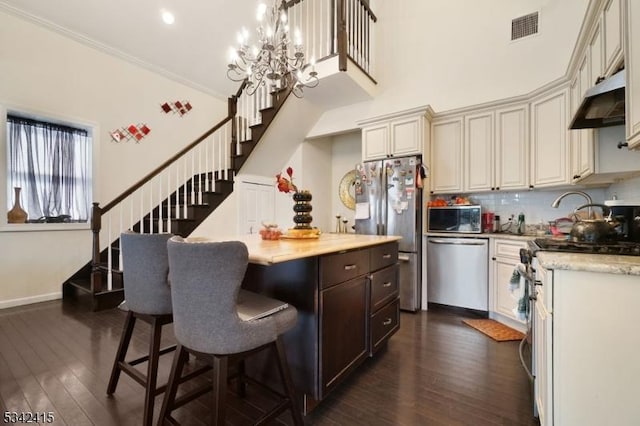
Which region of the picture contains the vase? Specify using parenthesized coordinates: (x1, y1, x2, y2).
(7, 187, 28, 224)
(292, 190, 313, 229)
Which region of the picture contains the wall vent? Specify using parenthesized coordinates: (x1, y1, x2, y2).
(511, 12, 539, 41)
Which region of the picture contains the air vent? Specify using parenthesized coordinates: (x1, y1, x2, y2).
(511, 12, 539, 41)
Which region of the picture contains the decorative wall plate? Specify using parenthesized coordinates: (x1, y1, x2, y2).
(339, 170, 356, 210)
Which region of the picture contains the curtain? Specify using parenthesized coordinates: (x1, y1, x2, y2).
(7, 115, 92, 221)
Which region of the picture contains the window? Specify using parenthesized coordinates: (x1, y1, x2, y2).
(6, 114, 92, 223)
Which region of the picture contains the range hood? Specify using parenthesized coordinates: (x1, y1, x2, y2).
(570, 70, 625, 129)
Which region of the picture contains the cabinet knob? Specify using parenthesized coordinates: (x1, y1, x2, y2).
(529, 185, 534, 189)
(496, 187, 500, 190)
(573, 174, 581, 179)
(344, 264, 357, 271)
(382, 282, 392, 288)
(534, 280, 543, 286)
(383, 318, 393, 326)
(430, 191, 434, 194)
(491, 187, 495, 191)
(491, 256, 496, 261)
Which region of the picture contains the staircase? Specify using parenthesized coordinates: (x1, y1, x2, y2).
(61, 0, 378, 311)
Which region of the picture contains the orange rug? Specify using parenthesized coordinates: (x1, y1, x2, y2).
(462, 319, 525, 342)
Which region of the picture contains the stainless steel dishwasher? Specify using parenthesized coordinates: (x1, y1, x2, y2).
(426, 237, 489, 310)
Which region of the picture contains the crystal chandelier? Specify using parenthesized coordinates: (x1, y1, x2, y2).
(227, 0, 319, 98)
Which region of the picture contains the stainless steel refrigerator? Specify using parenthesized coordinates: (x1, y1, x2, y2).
(354, 155, 422, 311)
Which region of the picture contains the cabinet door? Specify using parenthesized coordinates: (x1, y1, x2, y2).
(496, 104, 529, 190)
(362, 123, 389, 161)
(390, 115, 423, 157)
(570, 54, 595, 182)
(589, 20, 604, 84)
(603, 0, 622, 75)
(624, 0, 640, 149)
(531, 88, 570, 188)
(534, 297, 551, 426)
(320, 276, 368, 396)
(431, 117, 464, 194)
(464, 111, 494, 192)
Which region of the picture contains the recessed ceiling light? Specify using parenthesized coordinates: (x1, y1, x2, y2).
(162, 10, 175, 25)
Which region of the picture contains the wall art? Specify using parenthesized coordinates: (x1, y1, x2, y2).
(160, 100, 193, 117)
(110, 123, 151, 143)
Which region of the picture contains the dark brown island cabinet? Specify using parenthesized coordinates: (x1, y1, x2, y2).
(242, 241, 400, 414)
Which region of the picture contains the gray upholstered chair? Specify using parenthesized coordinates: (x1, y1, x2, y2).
(159, 236, 303, 426)
(106, 232, 177, 426)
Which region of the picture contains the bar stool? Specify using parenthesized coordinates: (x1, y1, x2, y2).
(106, 232, 175, 426)
(159, 237, 304, 426)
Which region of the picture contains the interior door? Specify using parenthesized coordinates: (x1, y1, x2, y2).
(238, 178, 275, 235)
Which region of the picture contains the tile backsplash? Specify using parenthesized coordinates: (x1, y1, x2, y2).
(464, 188, 607, 230)
(606, 175, 640, 202)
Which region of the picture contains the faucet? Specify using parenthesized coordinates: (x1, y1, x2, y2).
(551, 191, 593, 219)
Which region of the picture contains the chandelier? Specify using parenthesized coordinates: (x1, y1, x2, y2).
(227, 0, 319, 98)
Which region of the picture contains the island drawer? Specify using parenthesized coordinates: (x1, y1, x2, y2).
(370, 264, 399, 313)
(369, 242, 399, 272)
(320, 248, 370, 289)
(369, 298, 400, 355)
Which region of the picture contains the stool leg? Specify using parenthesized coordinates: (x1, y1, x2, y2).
(274, 336, 304, 426)
(143, 317, 163, 426)
(158, 344, 188, 425)
(211, 355, 228, 426)
(236, 359, 247, 398)
(107, 311, 136, 395)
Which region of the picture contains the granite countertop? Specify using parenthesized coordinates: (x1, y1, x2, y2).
(536, 251, 640, 276)
(424, 231, 537, 241)
(188, 233, 401, 265)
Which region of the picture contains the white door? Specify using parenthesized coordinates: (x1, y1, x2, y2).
(238, 178, 275, 235)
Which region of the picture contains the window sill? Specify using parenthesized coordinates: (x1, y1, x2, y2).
(0, 222, 90, 232)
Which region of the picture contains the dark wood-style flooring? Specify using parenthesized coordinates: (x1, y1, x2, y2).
(0, 301, 538, 425)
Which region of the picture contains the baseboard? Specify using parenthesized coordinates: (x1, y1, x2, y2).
(489, 311, 527, 334)
(0, 292, 62, 310)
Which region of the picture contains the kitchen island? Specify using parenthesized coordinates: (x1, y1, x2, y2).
(197, 233, 402, 413)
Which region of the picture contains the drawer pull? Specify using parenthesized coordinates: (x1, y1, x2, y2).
(382, 254, 392, 259)
(383, 318, 392, 326)
(382, 282, 392, 288)
(344, 264, 357, 271)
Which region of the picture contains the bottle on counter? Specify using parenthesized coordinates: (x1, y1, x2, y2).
(517, 213, 526, 234)
(493, 215, 501, 233)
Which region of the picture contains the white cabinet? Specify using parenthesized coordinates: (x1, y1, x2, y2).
(624, 0, 640, 149)
(430, 117, 463, 194)
(489, 238, 527, 331)
(589, 20, 604, 84)
(360, 109, 427, 161)
(530, 87, 571, 188)
(533, 264, 553, 426)
(539, 265, 640, 425)
(464, 111, 494, 192)
(603, 0, 623, 76)
(569, 54, 595, 182)
(496, 104, 529, 190)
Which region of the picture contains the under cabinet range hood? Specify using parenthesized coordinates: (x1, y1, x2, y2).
(570, 70, 625, 129)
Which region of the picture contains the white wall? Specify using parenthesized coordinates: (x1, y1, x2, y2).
(331, 132, 361, 231)
(0, 11, 227, 308)
(310, 0, 589, 137)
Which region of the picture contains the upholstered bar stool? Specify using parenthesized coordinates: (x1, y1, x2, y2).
(107, 232, 176, 426)
(159, 237, 304, 426)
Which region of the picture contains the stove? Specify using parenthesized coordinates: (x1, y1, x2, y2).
(530, 238, 640, 256)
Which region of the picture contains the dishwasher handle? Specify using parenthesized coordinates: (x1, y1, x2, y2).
(428, 238, 486, 246)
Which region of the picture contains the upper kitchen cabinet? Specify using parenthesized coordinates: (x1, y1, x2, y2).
(530, 87, 571, 188)
(603, 0, 623, 76)
(570, 54, 596, 182)
(430, 117, 464, 194)
(624, 0, 640, 149)
(495, 104, 530, 190)
(359, 107, 431, 161)
(464, 104, 529, 192)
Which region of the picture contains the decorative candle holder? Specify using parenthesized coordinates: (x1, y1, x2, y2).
(292, 190, 313, 229)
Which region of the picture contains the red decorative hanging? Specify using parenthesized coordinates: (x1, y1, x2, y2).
(110, 123, 151, 143)
(160, 100, 193, 117)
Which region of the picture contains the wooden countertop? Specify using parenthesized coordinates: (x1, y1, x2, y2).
(189, 233, 402, 265)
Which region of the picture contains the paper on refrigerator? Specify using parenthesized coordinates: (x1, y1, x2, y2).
(355, 202, 370, 219)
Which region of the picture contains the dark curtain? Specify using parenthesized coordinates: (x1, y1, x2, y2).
(7, 115, 91, 221)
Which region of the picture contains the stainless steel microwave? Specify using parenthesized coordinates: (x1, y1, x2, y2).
(427, 205, 482, 233)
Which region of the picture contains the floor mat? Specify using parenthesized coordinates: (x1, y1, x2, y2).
(462, 319, 525, 342)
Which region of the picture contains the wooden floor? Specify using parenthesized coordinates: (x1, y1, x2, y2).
(0, 301, 539, 425)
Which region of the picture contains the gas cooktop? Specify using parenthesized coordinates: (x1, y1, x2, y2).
(531, 238, 640, 256)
